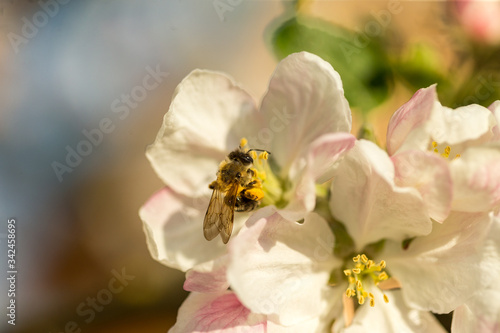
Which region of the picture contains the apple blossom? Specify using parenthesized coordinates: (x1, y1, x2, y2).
(387, 85, 500, 216)
(139, 51, 355, 274)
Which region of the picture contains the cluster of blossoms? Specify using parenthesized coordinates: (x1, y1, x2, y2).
(139, 52, 500, 332)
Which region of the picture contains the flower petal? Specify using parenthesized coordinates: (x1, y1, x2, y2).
(146, 70, 258, 197)
(489, 100, 500, 141)
(387, 85, 437, 156)
(139, 187, 247, 272)
(383, 212, 500, 314)
(330, 140, 432, 250)
(227, 207, 341, 326)
(451, 145, 500, 212)
(451, 289, 500, 333)
(281, 133, 356, 221)
(169, 291, 267, 333)
(335, 290, 447, 333)
(392, 150, 452, 222)
(308, 133, 357, 184)
(428, 103, 496, 148)
(256, 52, 352, 176)
(184, 257, 229, 293)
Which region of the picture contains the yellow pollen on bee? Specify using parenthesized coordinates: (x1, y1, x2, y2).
(343, 254, 391, 307)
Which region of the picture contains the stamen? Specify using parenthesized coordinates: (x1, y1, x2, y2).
(430, 140, 460, 160)
(249, 151, 258, 160)
(343, 254, 391, 307)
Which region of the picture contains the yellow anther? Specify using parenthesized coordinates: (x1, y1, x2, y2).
(249, 151, 258, 160)
(431, 141, 460, 160)
(383, 294, 389, 303)
(454, 154, 461, 159)
(240, 138, 248, 147)
(356, 280, 362, 289)
(342, 253, 391, 307)
(259, 151, 269, 160)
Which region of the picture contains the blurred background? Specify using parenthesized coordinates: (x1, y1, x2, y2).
(0, 0, 499, 332)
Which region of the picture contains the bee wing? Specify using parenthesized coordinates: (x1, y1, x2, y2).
(203, 183, 238, 244)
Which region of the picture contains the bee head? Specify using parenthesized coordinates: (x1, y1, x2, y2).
(228, 151, 253, 166)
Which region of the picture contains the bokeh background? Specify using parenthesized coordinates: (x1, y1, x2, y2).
(1, 0, 499, 332)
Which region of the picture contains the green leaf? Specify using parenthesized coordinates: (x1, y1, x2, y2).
(270, 16, 394, 114)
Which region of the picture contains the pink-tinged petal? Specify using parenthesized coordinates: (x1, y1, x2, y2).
(281, 133, 357, 221)
(184, 257, 229, 293)
(489, 100, 500, 141)
(256, 52, 352, 177)
(383, 212, 500, 314)
(139, 187, 247, 272)
(308, 133, 357, 184)
(330, 140, 432, 250)
(392, 150, 453, 222)
(227, 208, 341, 326)
(147, 70, 258, 197)
(451, 145, 500, 212)
(387, 85, 437, 156)
(335, 290, 447, 333)
(169, 291, 267, 333)
(452, 289, 500, 333)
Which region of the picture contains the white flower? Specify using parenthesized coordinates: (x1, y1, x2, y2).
(450, 213, 500, 333)
(139, 51, 355, 273)
(387, 85, 500, 216)
(227, 116, 500, 332)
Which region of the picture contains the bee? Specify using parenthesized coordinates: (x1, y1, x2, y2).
(203, 142, 269, 244)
